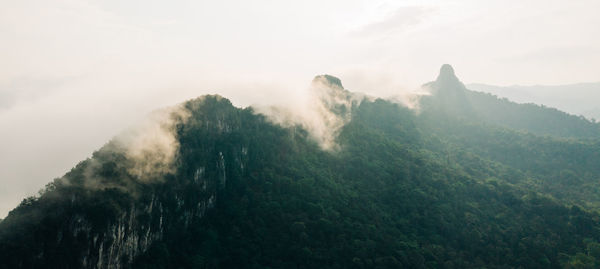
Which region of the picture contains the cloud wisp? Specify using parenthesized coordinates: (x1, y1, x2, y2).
(114, 104, 191, 181)
(51, 103, 192, 194)
(255, 75, 370, 151)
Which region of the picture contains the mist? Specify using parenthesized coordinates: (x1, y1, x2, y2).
(254, 75, 365, 151)
(114, 104, 190, 181)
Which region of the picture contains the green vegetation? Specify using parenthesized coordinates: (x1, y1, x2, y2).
(2, 68, 600, 268)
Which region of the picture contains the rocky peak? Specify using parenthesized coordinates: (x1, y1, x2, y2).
(420, 64, 474, 117)
(427, 64, 467, 95)
(436, 64, 460, 85)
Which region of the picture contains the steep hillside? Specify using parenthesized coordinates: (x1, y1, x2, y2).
(419, 65, 600, 210)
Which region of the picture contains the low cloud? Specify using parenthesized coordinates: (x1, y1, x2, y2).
(253, 73, 432, 151)
(387, 91, 430, 112)
(337, 68, 429, 111)
(254, 75, 365, 151)
(114, 104, 190, 181)
(55, 104, 191, 192)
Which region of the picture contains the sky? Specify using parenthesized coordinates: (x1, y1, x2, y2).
(1, 0, 600, 217)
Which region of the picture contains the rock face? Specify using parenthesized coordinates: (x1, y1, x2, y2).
(312, 74, 344, 89)
(76, 199, 164, 269)
(70, 188, 220, 269)
(52, 174, 222, 269)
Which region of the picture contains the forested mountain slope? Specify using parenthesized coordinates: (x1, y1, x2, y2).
(1, 69, 600, 268)
(419, 65, 600, 210)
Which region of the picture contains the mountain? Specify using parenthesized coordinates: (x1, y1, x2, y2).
(468, 82, 600, 122)
(418, 65, 600, 210)
(2, 66, 600, 268)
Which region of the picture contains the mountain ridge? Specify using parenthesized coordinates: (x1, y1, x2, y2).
(2, 66, 600, 268)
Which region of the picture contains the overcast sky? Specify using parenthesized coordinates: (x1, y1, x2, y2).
(1, 0, 599, 217)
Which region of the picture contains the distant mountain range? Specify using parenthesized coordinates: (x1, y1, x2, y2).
(2, 65, 600, 268)
(468, 82, 600, 121)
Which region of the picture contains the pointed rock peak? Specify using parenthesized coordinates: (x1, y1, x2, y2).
(436, 64, 459, 83)
(440, 64, 455, 76)
(313, 74, 344, 89)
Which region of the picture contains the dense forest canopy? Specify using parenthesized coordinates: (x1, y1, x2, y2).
(1, 65, 600, 268)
